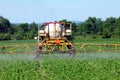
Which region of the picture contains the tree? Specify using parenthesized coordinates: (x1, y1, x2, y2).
(0, 16, 11, 33)
(0, 16, 11, 40)
(102, 17, 116, 38)
(77, 17, 103, 38)
(28, 22, 38, 39)
(19, 23, 29, 32)
(114, 17, 120, 37)
(59, 19, 78, 36)
(85, 17, 103, 34)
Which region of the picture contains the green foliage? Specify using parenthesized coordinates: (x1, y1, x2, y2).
(59, 19, 77, 36)
(0, 33, 11, 40)
(0, 60, 42, 80)
(10, 22, 38, 40)
(76, 17, 120, 38)
(1, 15, 120, 40)
(0, 53, 120, 80)
(0, 16, 11, 33)
(41, 58, 120, 80)
(0, 16, 38, 40)
(77, 17, 103, 38)
(102, 17, 116, 38)
(0, 16, 11, 40)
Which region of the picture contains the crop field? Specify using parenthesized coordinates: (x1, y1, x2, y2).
(0, 39, 120, 80)
(1, 38, 120, 54)
(0, 38, 120, 46)
(0, 53, 120, 80)
(0, 38, 120, 53)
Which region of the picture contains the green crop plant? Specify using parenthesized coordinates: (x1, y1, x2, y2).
(0, 53, 120, 80)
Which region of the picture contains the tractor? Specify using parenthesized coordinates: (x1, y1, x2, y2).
(35, 22, 76, 58)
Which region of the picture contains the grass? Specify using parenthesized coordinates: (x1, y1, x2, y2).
(0, 53, 120, 80)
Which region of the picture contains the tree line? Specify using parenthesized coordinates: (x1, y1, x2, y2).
(0, 16, 38, 40)
(76, 17, 120, 38)
(0, 16, 120, 40)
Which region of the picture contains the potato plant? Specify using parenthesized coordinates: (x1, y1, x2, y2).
(0, 53, 120, 80)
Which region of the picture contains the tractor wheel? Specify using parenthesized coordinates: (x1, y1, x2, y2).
(67, 44, 76, 58)
(68, 48, 76, 58)
(35, 44, 42, 60)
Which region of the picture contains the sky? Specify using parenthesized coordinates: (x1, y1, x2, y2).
(0, 0, 120, 23)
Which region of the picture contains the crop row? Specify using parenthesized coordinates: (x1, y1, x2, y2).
(0, 53, 120, 80)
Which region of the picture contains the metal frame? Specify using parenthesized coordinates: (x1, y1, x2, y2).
(37, 22, 75, 55)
